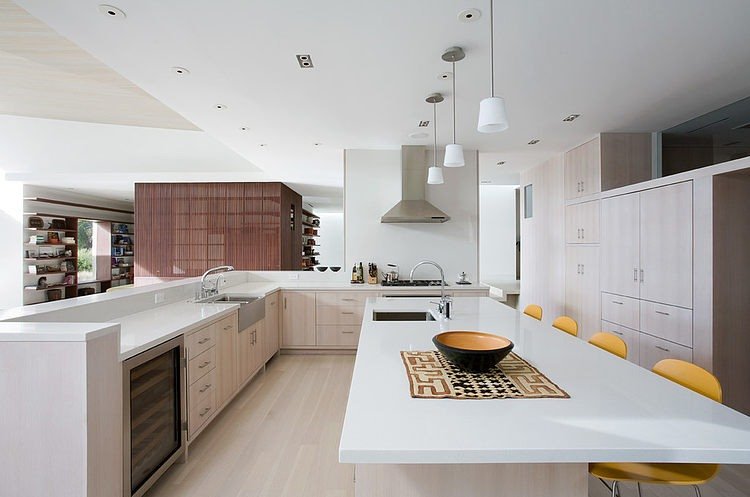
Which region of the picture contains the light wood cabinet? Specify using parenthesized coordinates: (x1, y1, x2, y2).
(264, 291, 280, 361)
(600, 133, 653, 192)
(564, 137, 601, 200)
(281, 291, 316, 347)
(601, 192, 641, 299)
(639, 332, 692, 370)
(565, 200, 600, 244)
(216, 315, 238, 408)
(564, 245, 600, 341)
(600, 320, 640, 364)
(238, 319, 264, 386)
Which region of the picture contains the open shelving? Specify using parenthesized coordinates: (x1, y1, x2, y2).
(23, 214, 79, 305)
(111, 222, 135, 287)
(301, 208, 321, 270)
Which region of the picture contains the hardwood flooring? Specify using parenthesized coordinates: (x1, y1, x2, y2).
(146, 354, 749, 497)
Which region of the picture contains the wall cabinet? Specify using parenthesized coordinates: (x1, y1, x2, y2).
(639, 332, 693, 371)
(601, 181, 693, 308)
(281, 291, 316, 347)
(600, 320, 640, 364)
(264, 291, 280, 362)
(565, 137, 601, 200)
(565, 200, 600, 244)
(564, 246, 600, 340)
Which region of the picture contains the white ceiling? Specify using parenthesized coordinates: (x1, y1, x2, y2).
(7, 0, 750, 197)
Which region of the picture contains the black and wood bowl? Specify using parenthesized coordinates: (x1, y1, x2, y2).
(432, 331, 514, 373)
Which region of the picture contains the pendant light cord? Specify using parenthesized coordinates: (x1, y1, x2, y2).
(452, 61, 457, 145)
(489, 0, 495, 97)
(433, 102, 438, 165)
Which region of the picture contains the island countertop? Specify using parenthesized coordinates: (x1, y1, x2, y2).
(339, 297, 750, 464)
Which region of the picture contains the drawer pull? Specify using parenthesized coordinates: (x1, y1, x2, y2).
(198, 337, 211, 344)
(611, 301, 624, 305)
(199, 407, 211, 417)
(655, 310, 670, 316)
(223, 325, 232, 330)
(199, 383, 212, 393)
(341, 311, 355, 315)
(342, 330, 355, 334)
(611, 330, 623, 336)
(342, 298, 357, 302)
(198, 361, 211, 369)
(655, 345, 670, 352)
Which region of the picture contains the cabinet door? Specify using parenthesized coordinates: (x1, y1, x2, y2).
(237, 326, 252, 386)
(281, 292, 316, 347)
(564, 145, 583, 200)
(216, 317, 238, 408)
(564, 246, 582, 329)
(565, 201, 600, 244)
(264, 292, 280, 361)
(639, 333, 692, 370)
(578, 246, 600, 341)
(251, 320, 265, 374)
(601, 192, 640, 298)
(601, 320, 640, 364)
(580, 136, 601, 196)
(639, 181, 693, 308)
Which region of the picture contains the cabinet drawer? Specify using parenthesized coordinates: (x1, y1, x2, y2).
(601, 293, 639, 330)
(188, 388, 216, 438)
(188, 346, 216, 385)
(316, 325, 360, 348)
(639, 301, 692, 347)
(186, 324, 217, 359)
(316, 305, 364, 326)
(188, 368, 216, 405)
(215, 314, 237, 335)
(638, 333, 692, 371)
(316, 291, 377, 307)
(601, 320, 640, 364)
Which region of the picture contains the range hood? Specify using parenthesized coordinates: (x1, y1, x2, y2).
(380, 146, 450, 223)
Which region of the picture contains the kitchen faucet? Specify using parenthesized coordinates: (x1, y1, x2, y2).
(408, 260, 452, 319)
(200, 265, 235, 299)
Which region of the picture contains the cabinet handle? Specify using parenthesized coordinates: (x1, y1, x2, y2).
(611, 300, 624, 305)
(198, 337, 211, 344)
(342, 330, 355, 334)
(341, 311, 355, 315)
(655, 345, 670, 352)
(199, 407, 211, 417)
(342, 298, 356, 302)
(581, 180, 585, 192)
(581, 228, 585, 239)
(611, 330, 623, 336)
(634, 268, 638, 282)
(655, 310, 670, 316)
(640, 269, 644, 282)
(581, 264, 585, 275)
(284, 297, 287, 310)
(199, 383, 212, 393)
(198, 360, 211, 369)
(223, 325, 232, 330)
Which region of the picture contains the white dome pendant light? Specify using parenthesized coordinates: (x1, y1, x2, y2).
(442, 47, 466, 167)
(426, 93, 445, 185)
(477, 0, 509, 133)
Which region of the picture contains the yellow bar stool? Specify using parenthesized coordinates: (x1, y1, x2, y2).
(552, 315, 578, 337)
(588, 332, 627, 359)
(589, 359, 722, 497)
(523, 304, 543, 321)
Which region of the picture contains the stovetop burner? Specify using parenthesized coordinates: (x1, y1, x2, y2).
(380, 279, 447, 287)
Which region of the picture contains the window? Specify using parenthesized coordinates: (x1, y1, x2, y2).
(77, 220, 95, 282)
(523, 184, 533, 219)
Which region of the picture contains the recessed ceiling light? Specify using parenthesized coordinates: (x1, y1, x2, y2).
(259, 143, 267, 147)
(240, 126, 249, 131)
(98, 4, 126, 19)
(439, 72, 453, 81)
(409, 132, 429, 139)
(528, 139, 540, 145)
(171, 66, 190, 76)
(458, 8, 481, 22)
(563, 113, 581, 122)
(215, 104, 227, 110)
(496, 161, 506, 166)
(296, 54, 314, 69)
(313, 143, 322, 146)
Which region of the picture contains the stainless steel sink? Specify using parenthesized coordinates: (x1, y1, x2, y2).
(372, 311, 436, 322)
(196, 294, 265, 330)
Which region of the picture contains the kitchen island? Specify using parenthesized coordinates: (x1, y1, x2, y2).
(340, 297, 750, 497)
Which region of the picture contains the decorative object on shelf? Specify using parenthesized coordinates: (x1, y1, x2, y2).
(64, 249, 73, 257)
(78, 287, 96, 297)
(28, 216, 44, 228)
(37, 277, 48, 289)
(330, 266, 341, 272)
(49, 218, 67, 230)
(62, 236, 75, 245)
(114, 224, 130, 234)
(316, 266, 328, 272)
(426, 93, 445, 185)
(63, 274, 76, 286)
(46, 288, 63, 301)
(28, 265, 37, 275)
(48, 232, 60, 244)
(477, 0, 509, 133)
(442, 46, 466, 167)
(60, 260, 74, 272)
(29, 235, 45, 244)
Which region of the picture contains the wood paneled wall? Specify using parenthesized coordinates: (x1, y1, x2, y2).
(135, 182, 302, 277)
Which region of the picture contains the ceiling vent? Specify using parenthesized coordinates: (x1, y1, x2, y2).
(418, 121, 430, 127)
(296, 55, 314, 68)
(528, 139, 540, 145)
(563, 114, 581, 122)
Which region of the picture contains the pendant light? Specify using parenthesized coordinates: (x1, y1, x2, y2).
(477, 0, 509, 133)
(426, 93, 445, 185)
(442, 47, 466, 167)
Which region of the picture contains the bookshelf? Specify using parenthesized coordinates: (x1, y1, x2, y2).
(23, 214, 79, 305)
(301, 208, 320, 270)
(111, 222, 135, 287)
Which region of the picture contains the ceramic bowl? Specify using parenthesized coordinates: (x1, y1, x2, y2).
(432, 331, 514, 373)
(316, 266, 328, 272)
(329, 266, 342, 272)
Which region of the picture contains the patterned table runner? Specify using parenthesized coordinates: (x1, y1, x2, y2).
(400, 350, 569, 399)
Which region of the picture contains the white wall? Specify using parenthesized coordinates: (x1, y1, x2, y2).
(0, 178, 23, 309)
(479, 185, 518, 283)
(519, 155, 566, 323)
(317, 212, 344, 267)
(344, 149, 478, 283)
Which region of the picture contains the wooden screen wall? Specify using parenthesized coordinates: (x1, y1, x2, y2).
(135, 182, 302, 277)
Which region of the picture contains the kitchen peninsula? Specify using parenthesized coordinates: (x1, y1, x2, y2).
(340, 297, 750, 497)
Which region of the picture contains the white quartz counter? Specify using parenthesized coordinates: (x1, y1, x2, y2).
(339, 297, 750, 464)
(0, 321, 119, 342)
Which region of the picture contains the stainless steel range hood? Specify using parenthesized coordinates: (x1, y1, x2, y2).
(380, 146, 450, 223)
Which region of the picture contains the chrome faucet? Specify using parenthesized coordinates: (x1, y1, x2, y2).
(200, 265, 235, 299)
(409, 260, 452, 319)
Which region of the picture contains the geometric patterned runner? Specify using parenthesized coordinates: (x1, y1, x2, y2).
(400, 350, 569, 399)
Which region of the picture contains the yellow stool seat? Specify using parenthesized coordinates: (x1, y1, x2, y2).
(552, 315, 578, 336)
(523, 304, 543, 321)
(589, 462, 719, 486)
(589, 332, 627, 359)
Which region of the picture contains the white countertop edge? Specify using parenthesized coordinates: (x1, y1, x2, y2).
(339, 447, 750, 465)
(0, 322, 120, 342)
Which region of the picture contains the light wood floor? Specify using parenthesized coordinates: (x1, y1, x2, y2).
(146, 354, 749, 497)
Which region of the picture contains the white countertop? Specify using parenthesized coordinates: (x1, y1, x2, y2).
(339, 297, 750, 464)
(223, 281, 488, 295)
(0, 321, 119, 342)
